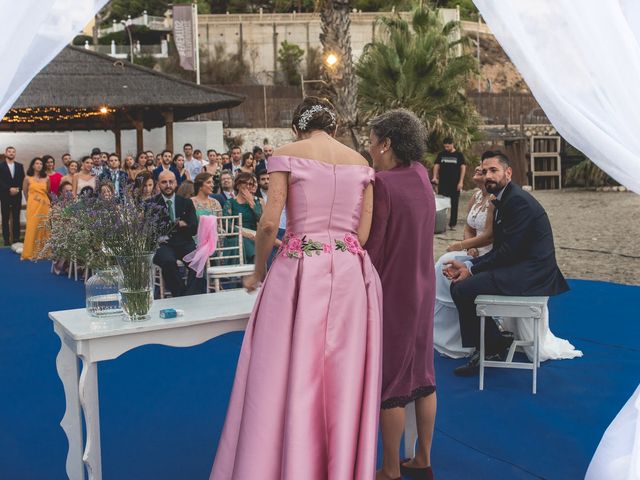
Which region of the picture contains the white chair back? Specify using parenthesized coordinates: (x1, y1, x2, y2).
(210, 213, 245, 267)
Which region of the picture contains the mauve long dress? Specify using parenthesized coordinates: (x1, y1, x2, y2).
(366, 161, 437, 408)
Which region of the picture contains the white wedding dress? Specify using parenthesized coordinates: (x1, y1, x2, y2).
(433, 190, 583, 362)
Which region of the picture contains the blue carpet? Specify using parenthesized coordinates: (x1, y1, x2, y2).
(0, 249, 638, 479)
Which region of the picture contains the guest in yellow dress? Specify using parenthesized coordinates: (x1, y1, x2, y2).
(21, 157, 51, 261)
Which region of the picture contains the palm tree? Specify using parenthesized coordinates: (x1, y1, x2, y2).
(355, 4, 478, 151)
(319, 0, 360, 149)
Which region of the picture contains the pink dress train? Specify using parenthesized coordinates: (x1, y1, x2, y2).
(210, 155, 383, 480)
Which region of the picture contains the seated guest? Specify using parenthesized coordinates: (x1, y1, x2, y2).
(150, 170, 201, 296)
(124, 154, 142, 182)
(222, 172, 264, 264)
(177, 179, 194, 199)
(98, 153, 128, 197)
(134, 171, 155, 201)
(444, 151, 571, 376)
(152, 150, 181, 184)
(218, 171, 235, 205)
(58, 180, 74, 199)
(99, 182, 115, 200)
(192, 173, 222, 218)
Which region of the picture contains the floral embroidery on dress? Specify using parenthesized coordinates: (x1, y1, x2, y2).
(280, 232, 364, 258)
(335, 233, 365, 255)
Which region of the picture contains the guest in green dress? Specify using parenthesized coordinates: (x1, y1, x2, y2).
(222, 172, 264, 263)
(192, 172, 223, 217)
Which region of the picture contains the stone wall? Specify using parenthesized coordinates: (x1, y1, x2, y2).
(223, 128, 294, 150)
(198, 9, 459, 83)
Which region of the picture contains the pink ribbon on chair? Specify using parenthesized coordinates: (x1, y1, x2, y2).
(183, 215, 218, 278)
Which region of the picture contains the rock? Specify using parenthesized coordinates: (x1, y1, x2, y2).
(602, 186, 612, 192)
(522, 185, 533, 191)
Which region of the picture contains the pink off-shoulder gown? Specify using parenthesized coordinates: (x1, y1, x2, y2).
(210, 155, 383, 480)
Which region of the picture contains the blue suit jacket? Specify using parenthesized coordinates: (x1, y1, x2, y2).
(98, 170, 129, 197)
(471, 182, 569, 296)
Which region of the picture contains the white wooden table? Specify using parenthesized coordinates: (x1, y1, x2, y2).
(50, 290, 256, 480)
(50, 289, 418, 479)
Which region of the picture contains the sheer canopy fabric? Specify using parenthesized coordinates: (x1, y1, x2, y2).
(585, 385, 640, 480)
(0, 0, 107, 122)
(474, 0, 640, 194)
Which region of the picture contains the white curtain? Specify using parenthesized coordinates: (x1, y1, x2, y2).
(585, 385, 640, 480)
(473, 0, 640, 194)
(0, 0, 107, 121)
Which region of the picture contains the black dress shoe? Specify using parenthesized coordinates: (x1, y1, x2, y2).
(400, 459, 434, 480)
(454, 350, 504, 376)
(454, 350, 481, 376)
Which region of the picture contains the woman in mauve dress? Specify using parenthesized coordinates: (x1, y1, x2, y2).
(366, 109, 437, 480)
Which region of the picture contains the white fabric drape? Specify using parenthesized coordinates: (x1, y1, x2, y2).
(0, 0, 107, 121)
(586, 385, 640, 480)
(473, 0, 640, 194)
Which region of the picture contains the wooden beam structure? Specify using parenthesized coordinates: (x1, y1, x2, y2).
(163, 110, 174, 152)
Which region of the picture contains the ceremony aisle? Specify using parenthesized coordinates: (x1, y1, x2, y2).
(0, 248, 638, 479)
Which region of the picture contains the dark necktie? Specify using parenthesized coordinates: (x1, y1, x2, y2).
(166, 199, 175, 221)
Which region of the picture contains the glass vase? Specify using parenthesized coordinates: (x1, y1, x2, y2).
(85, 267, 123, 317)
(115, 253, 154, 322)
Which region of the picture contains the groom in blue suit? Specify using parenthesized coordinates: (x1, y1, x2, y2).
(445, 151, 569, 376)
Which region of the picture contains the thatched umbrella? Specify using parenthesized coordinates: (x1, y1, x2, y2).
(1, 46, 244, 154)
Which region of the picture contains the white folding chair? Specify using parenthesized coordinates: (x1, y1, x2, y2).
(154, 260, 187, 299)
(206, 214, 254, 293)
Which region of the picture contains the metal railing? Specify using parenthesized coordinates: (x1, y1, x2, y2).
(84, 39, 169, 59)
(99, 11, 170, 36)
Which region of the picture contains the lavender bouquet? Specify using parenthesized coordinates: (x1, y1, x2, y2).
(41, 194, 113, 270)
(96, 192, 173, 321)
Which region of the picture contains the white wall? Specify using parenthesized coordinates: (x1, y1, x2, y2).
(0, 120, 224, 163)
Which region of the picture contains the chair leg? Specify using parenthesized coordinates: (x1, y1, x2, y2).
(214, 278, 221, 293)
(533, 317, 539, 395)
(479, 315, 485, 391)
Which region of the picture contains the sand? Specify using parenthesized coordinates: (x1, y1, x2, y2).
(433, 189, 640, 286)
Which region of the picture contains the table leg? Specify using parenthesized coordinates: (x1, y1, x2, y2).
(55, 327, 85, 480)
(479, 316, 485, 391)
(79, 357, 102, 480)
(404, 401, 417, 458)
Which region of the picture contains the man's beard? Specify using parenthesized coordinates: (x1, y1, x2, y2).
(485, 180, 502, 194)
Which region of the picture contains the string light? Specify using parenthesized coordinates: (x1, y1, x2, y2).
(2, 106, 115, 124)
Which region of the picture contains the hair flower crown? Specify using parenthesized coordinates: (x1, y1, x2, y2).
(298, 105, 337, 131)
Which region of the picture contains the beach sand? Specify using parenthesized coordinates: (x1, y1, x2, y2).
(434, 190, 640, 286)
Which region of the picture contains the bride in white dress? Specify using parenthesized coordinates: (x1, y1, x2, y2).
(433, 166, 582, 362)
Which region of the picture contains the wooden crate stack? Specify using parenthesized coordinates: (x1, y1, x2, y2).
(530, 135, 561, 190)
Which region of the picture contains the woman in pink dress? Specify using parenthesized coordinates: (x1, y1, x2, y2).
(211, 97, 383, 479)
(366, 109, 437, 480)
